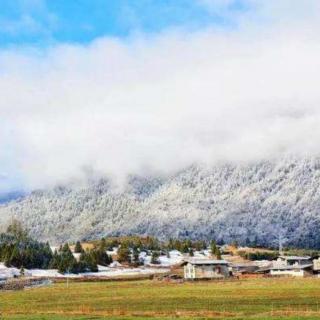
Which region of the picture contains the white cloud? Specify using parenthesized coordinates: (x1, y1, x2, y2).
(1, 1, 320, 190)
(0, 0, 57, 38)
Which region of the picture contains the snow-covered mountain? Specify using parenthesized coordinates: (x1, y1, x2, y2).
(1, 157, 320, 248)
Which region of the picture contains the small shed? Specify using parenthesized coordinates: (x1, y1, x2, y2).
(181, 259, 229, 279)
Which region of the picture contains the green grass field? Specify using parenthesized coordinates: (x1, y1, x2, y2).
(2, 278, 320, 319)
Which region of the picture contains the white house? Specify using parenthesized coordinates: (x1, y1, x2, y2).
(273, 256, 312, 267)
(182, 259, 230, 279)
(269, 264, 313, 277)
(266, 255, 313, 277)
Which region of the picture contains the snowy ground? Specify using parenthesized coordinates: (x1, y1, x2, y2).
(141, 250, 210, 266)
(0, 248, 212, 280)
(29, 265, 170, 278)
(0, 263, 25, 280)
(0, 263, 169, 279)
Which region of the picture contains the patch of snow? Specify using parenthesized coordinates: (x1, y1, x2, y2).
(142, 250, 185, 267)
(78, 267, 169, 278)
(109, 261, 122, 268)
(27, 266, 169, 278)
(0, 263, 29, 279)
(73, 253, 81, 260)
(28, 269, 62, 278)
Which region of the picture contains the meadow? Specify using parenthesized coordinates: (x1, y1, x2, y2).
(2, 277, 320, 320)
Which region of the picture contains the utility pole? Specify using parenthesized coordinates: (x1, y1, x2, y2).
(279, 234, 283, 256)
(66, 268, 70, 288)
(278, 229, 287, 256)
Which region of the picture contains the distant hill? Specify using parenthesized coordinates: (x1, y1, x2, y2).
(1, 157, 320, 248)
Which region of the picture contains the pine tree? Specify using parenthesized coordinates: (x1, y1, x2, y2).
(210, 240, 217, 257)
(117, 243, 131, 264)
(58, 243, 78, 273)
(151, 251, 160, 264)
(215, 247, 222, 260)
(181, 241, 189, 253)
(49, 250, 60, 269)
(79, 250, 98, 272)
(74, 241, 83, 253)
(132, 247, 140, 265)
(100, 238, 107, 251)
(10, 245, 22, 268)
(92, 248, 111, 266)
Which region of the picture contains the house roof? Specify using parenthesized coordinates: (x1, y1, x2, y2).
(279, 255, 311, 260)
(182, 259, 229, 266)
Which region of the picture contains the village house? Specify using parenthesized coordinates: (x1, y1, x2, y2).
(268, 264, 313, 277)
(231, 263, 259, 275)
(182, 259, 230, 280)
(259, 255, 313, 277)
(274, 255, 312, 267)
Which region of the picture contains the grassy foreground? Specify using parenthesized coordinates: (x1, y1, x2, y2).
(1, 278, 320, 319)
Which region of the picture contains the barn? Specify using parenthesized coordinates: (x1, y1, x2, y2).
(182, 259, 230, 279)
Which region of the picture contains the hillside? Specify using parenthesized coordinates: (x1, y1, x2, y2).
(1, 157, 320, 248)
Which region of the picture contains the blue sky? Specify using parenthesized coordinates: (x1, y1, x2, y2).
(0, 0, 249, 47)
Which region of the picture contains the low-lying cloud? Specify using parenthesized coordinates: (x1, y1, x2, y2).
(2, 0, 320, 190)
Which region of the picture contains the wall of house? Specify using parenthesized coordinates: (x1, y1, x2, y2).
(270, 269, 306, 277)
(313, 259, 320, 271)
(184, 264, 195, 279)
(184, 264, 229, 279)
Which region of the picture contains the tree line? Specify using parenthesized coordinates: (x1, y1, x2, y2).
(0, 220, 112, 273)
(0, 220, 227, 272)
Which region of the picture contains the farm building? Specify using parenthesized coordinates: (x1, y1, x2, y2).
(273, 256, 312, 267)
(258, 256, 314, 277)
(182, 259, 230, 279)
(268, 264, 313, 277)
(231, 263, 259, 275)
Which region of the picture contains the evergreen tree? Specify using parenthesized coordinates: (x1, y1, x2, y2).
(117, 243, 131, 264)
(210, 240, 217, 257)
(10, 245, 22, 268)
(78, 250, 98, 272)
(215, 247, 222, 260)
(132, 247, 140, 265)
(58, 243, 78, 273)
(100, 238, 107, 251)
(151, 251, 160, 264)
(74, 241, 83, 253)
(92, 248, 111, 266)
(49, 250, 60, 269)
(181, 241, 189, 253)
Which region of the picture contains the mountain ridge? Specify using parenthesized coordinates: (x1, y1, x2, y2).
(1, 157, 320, 248)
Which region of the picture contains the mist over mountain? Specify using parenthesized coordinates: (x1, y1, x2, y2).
(1, 157, 320, 249)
